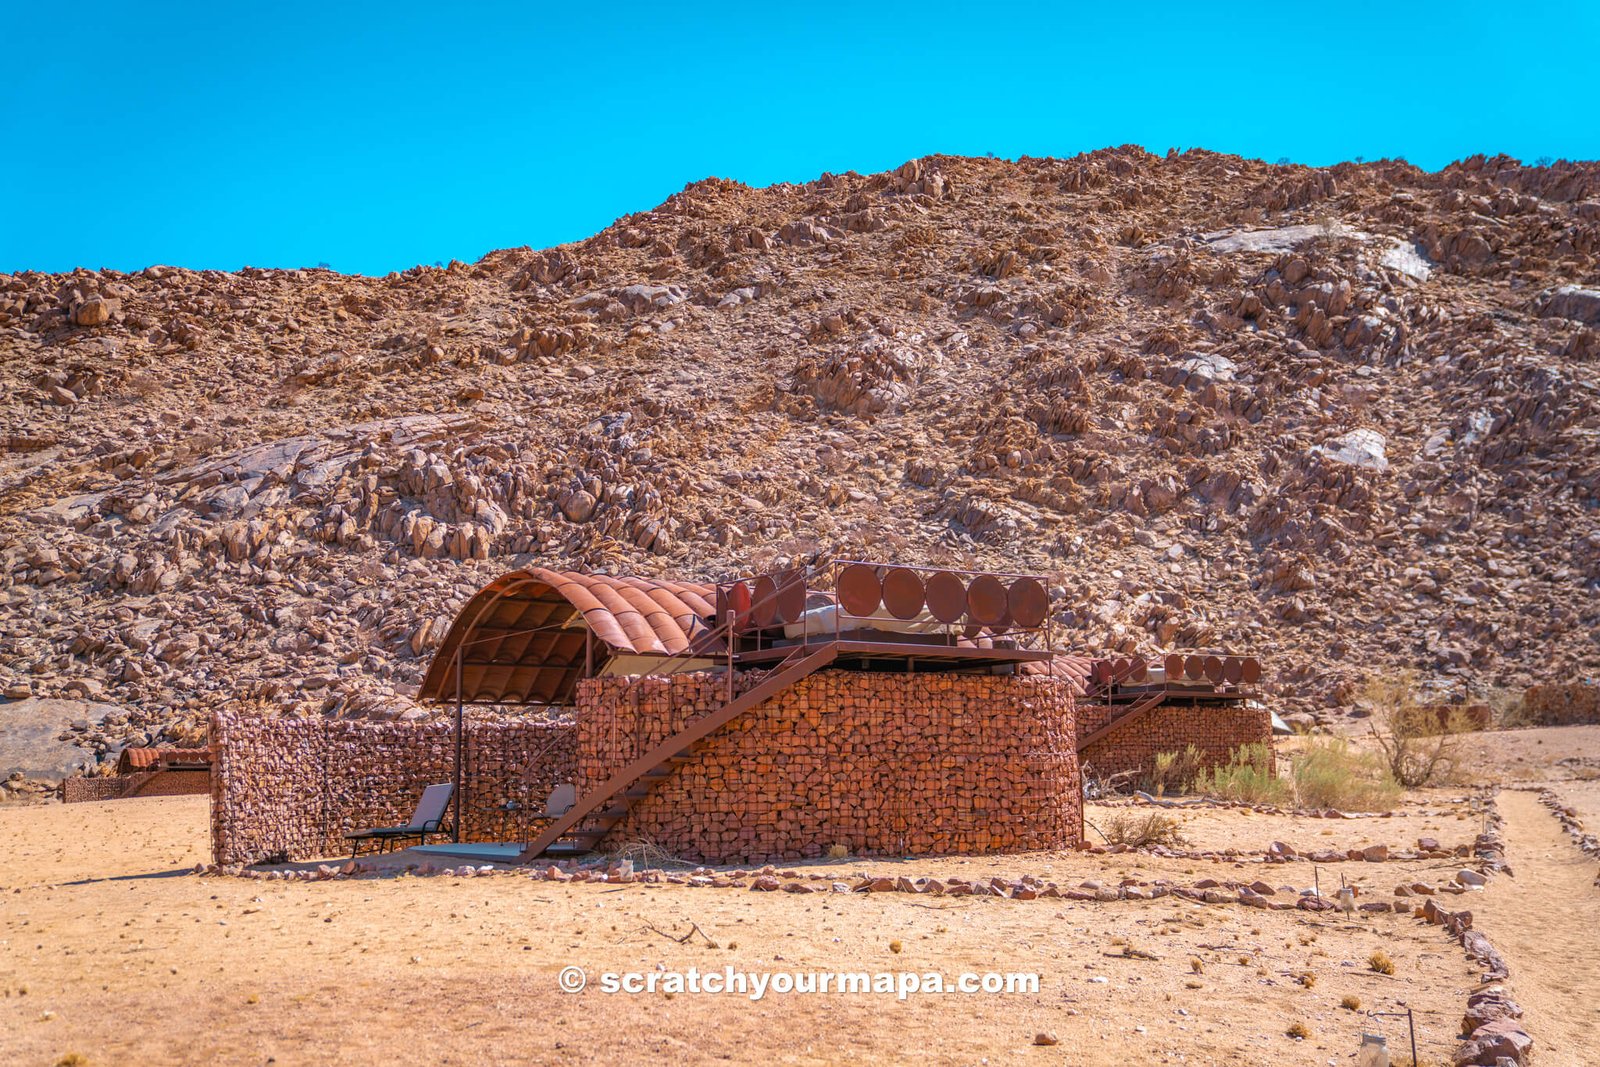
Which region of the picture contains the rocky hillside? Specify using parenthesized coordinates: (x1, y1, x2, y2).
(3, 147, 1598, 768)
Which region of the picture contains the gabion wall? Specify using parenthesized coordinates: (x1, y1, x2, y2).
(576, 670, 1081, 865)
(211, 712, 575, 865)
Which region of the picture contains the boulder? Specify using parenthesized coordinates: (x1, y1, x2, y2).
(1453, 1019, 1532, 1065)
(1542, 285, 1600, 325)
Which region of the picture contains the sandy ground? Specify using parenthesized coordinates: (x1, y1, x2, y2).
(1, 795, 1482, 1067)
(1447, 725, 1600, 785)
(10, 724, 1600, 1066)
(1084, 797, 1482, 857)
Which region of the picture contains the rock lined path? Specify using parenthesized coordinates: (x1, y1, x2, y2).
(1470, 790, 1600, 1066)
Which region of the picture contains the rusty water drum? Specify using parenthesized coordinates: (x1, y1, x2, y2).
(925, 570, 967, 624)
(1091, 660, 1113, 686)
(1184, 654, 1205, 680)
(1203, 655, 1224, 683)
(751, 574, 780, 628)
(881, 566, 926, 621)
(1113, 657, 1131, 680)
(836, 563, 882, 619)
(1240, 657, 1262, 685)
(966, 574, 1009, 626)
(1007, 576, 1049, 629)
(1222, 656, 1244, 684)
(774, 569, 807, 624)
(716, 581, 753, 630)
(1128, 656, 1149, 683)
(1163, 653, 1185, 680)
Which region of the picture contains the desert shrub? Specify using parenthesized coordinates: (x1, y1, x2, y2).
(607, 835, 694, 870)
(1093, 811, 1188, 848)
(1194, 743, 1292, 806)
(1286, 1020, 1311, 1039)
(1148, 745, 1205, 796)
(1368, 950, 1394, 975)
(1363, 673, 1466, 788)
(1291, 737, 1402, 811)
(1340, 994, 1362, 1011)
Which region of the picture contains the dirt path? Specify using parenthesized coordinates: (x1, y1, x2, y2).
(1471, 789, 1600, 1066)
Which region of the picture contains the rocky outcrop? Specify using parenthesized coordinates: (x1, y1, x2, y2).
(1, 148, 1598, 753)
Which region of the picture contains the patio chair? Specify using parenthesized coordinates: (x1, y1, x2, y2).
(345, 782, 454, 857)
(541, 783, 576, 820)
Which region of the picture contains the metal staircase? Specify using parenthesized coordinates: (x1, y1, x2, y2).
(517, 642, 839, 862)
(1075, 689, 1168, 753)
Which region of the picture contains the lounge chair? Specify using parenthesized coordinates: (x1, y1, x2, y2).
(345, 782, 454, 857)
(540, 783, 576, 821)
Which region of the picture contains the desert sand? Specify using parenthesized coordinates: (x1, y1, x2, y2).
(8, 725, 1599, 1066)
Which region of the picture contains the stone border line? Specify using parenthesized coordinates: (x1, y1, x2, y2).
(194, 856, 1490, 907)
(1416, 898, 1531, 1065)
(1438, 789, 1530, 1066)
(1535, 787, 1600, 885)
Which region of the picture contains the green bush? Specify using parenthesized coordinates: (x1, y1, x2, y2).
(1291, 737, 1402, 812)
(1193, 743, 1292, 806)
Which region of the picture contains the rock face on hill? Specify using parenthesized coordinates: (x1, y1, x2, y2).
(2, 148, 1598, 759)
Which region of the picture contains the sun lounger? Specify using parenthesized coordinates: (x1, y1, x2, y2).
(539, 783, 576, 821)
(344, 782, 454, 857)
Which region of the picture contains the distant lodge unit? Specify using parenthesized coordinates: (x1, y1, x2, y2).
(209, 561, 1271, 867)
(63, 747, 212, 803)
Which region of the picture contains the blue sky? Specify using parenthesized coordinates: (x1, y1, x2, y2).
(3, 2, 1597, 276)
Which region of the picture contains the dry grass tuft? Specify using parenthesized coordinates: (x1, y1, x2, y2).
(1340, 994, 1362, 1011)
(1286, 1020, 1311, 1040)
(1189, 956, 1205, 974)
(1149, 746, 1205, 795)
(1095, 811, 1189, 848)
(1368, 950, 1395, 975)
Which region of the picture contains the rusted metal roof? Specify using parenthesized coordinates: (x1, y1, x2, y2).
(421, 563, 1086, 707)
(419, 568, 718, 707)
(115, 747, 212, 773)
(1021, 654, 1093, 694)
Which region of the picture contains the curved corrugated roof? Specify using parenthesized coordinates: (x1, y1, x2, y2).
(116, 747, 212, 773)
(1021, 654, 1092, 695)
(418, 568, 718, 706)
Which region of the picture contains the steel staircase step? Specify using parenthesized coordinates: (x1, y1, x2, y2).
(517, 643, 838, 862)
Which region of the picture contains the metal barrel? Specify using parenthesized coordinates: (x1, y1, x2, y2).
(751, 574, 779, 628)
(881, 566, 926, 621)
(836, 563, 881, 619)
(966, 574, 1009, 626)
(925, 570, 967, 624)
(1006, 576, 1049, 629)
